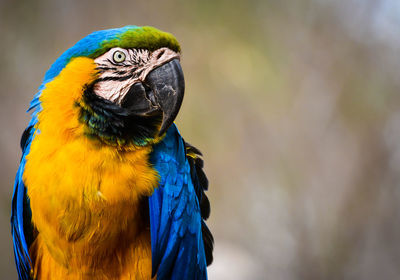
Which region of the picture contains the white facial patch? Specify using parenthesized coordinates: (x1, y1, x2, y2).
(93, 47, 180, 104)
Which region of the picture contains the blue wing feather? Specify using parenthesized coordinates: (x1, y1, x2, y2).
(11, 106, 39, 280)
(149, 124, 208, 280)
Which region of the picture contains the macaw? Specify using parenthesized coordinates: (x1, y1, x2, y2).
(11, 26, 213, 280)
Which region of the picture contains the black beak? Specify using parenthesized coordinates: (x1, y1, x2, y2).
(121, 59, 185, 136)
(145, 59, 185, 135)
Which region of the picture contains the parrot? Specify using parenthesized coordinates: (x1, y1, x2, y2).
(11, 26, 213, 280)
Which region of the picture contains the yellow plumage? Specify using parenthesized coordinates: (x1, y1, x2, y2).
(24, 57, 158, 279)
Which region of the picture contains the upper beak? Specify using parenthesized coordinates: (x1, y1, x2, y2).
(145, 59, 185, 135)
(120, 58, 185, 136)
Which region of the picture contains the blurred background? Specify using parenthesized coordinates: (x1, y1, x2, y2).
(1, 0, 400, 279)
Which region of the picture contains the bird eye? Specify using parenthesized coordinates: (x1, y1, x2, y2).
(113, 50, 126, 63)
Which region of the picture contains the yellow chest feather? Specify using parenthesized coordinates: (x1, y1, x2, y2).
(23, 58, 158, 279)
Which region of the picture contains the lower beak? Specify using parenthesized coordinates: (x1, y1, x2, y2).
(121, 59, 185, 136)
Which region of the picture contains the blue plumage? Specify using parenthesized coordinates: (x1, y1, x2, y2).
(150, 124, 208, 280)
(44, 26, 137, 84)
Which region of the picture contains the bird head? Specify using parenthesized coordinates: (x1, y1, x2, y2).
(35, 26, 184, 147)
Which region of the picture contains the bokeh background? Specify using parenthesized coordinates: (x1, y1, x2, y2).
(1, 0, 400, 279)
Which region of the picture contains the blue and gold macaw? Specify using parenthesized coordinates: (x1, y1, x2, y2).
(11, 26, 213, 280)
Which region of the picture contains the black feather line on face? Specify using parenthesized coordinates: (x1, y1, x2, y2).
(95, 75, 132, 82)
(113, 70, 128, 75)
(97, 66, 117, 71)
(77, 83, 162, 146)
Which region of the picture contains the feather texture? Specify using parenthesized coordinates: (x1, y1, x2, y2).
(11, 118, 37, 280)
(149, 124, 209, 280)
(184, 141, 214, 266)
